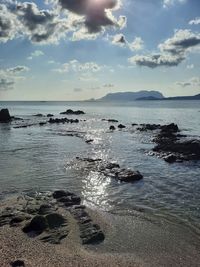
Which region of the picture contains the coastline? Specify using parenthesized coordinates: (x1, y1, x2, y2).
(1, 194, 200, 267)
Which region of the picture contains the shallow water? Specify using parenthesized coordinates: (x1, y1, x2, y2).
(0, 100, 200, 232)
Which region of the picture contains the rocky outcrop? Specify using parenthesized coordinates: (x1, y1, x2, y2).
(49, 118, 79, 124)
(0, 190, 105, 246)
(0, 108, 11, 122)
(142, 123, 200, 163)
(60, 109, 85, 115)
(76, 158, 143, 183)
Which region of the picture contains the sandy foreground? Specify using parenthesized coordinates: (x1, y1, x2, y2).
(0, 194, 200, 267)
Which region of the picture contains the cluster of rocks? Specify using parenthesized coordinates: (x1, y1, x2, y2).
(109, 124, 126, 131)
(76, 157, 143, 183)
(139, 123, 200, 163)
(49, 117, 79, 124)
(0, 190, 105, 247)
(60, 109, 85, 115)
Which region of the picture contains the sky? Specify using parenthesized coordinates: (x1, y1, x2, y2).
(0, 0, 200, 100)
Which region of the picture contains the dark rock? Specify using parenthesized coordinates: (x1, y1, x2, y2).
(102, 119, 118, 123)
(49, 118, 79, 124)
(85, 139, 94, 143)
(116, 169, 143, 182)
(109, 125, 116, 131)
(132, 123, 138, 126)
(38, 204, 53, 215)
(118, 124, 126, 129)
(47, 114, 54, 117)
(163, 154, 177, 163)
(39, 122, 47, 126)
(137, 124, 161, 131)
(0, 109, 11, 122)
(45, 213, 66, 229)
(23, 215, 48, 234)
(105, 162, 120, 169)
(10, 260, 25, 267)
(9, 215, 27, 226)
(52, 190, 74, 199)
(160, 123, 179, 133)
(60, 109, 85, 115)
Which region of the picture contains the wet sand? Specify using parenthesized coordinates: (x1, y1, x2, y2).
(0, 195, 200, 267)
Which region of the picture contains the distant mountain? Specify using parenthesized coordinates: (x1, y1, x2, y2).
(98, 90, 164, 101)
(137, 93, 200, 101)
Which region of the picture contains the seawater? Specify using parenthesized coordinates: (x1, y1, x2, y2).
(0, 100, 200, 232)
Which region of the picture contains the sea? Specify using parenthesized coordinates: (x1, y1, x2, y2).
(0, 100, 200, 234)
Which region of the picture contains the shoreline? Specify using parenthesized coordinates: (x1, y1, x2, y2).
(1, 193, 200, 267)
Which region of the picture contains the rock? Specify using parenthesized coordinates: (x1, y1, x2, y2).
(85, 139, 94, 143)
(137, 124, 161, 131)
(39, 122, 47, 126)
(105, 162, 120, 169)
(45, 213, 66, 229)
(60, 109, 85, 115)
(38, 204, 53, 215)
(33, 113, 43, 117)
(23, 215, 48, 234)
(118, 124, 126, 129)
(49, 118, 79, 124)
(9, 215, 27, 227)
(163, 154, 177, 163)
(109, 125, 116, 130)
(10, 260, 25, 267)
(102, 119, 118, 123)
(52, 190, 74, 199)
(116, 169, 143, 182)
(0, 108, 11, 122)
(132, 123, 138, 126)
(47, 114, 54, 117)
(160, 123, 179, 133)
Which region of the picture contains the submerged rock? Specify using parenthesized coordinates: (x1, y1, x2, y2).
(47, 114, 54, 117)
(0, 108, 11, 122)
(60, 109, 85, 115)
(109, 125, 116, 131)
(118, 124, 126, 129)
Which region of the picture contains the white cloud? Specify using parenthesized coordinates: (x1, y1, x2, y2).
(189, 18, 200, 25)
(27, 50, 44, 60)
(163, 0, 186, 8)
(0, 65, 29, 91)
(129, 29, 200, 68)
(176, 77, 200, 87)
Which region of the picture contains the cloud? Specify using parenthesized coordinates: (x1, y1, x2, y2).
(189, 18, 200, 25)
(0, 1, 69, 44)
(0, 0, 126, 43)
(73, 87, 82, 92)
(163, 0, 186, 8)
(58, 0, 125, 35)
(129, 29, 200, 68)
(54, 59, 102, 73)
(7, 66, 29, 74)
(27, 50, 44, 60)
(0, 65, 29, 91)
(176, 77, 200, 87)
(0, 78, 14, 91)
(111, 34, 144, 51)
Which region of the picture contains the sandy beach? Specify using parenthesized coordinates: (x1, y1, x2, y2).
(1, 193, 200, 267)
